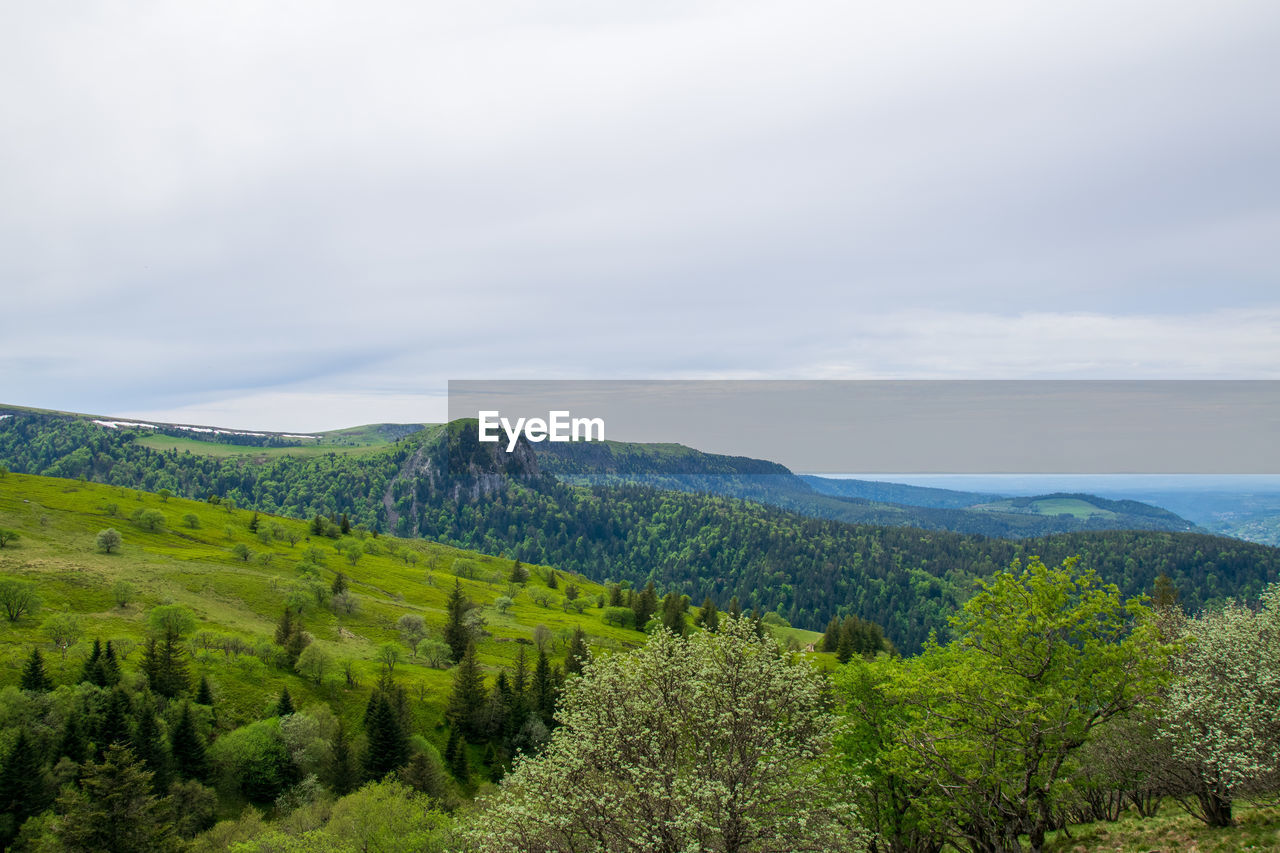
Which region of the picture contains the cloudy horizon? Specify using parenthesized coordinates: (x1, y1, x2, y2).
(4, 1, 1278, 432)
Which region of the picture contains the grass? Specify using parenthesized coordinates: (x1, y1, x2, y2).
(1044, 801, 1280, 852)
(0, 470, 817, 735)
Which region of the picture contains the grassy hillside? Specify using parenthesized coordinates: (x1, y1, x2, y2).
(0, 471, 818, 735)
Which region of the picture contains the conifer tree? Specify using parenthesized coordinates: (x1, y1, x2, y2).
(101, 641, 121, 686)
(694, 596, 720, 633)
(633, 581, 659, 627)
(443, 580, 472, 662)
(274, 607, 295, 646)
(58, 708, 89, 765)
(363, 691, 409, 780)
(82, 639, 104, 686)
(447, 642, 487, 740)
(248, 511, 260, 533)
(169, 701, 208, 783)
(399, 749, 455, 807)
(0, 728, 49, 836)
(96, 687, 134, 758)
(532, 649, 557, 727)
(20, 647, 51, 692)
(835, 626, 854, 664)
(331, 571, 348, 596)
(331, 724, 356, 796)
(509, 560, 528, 584)
(821, 616, 841, 652)
(728, 596, 743, 620)
(340, 513, 351, 535)
(445, 727, 469, 784)
(276, 687, 295, 717)
(194, 675, 213, 706)
(661, 592, 687, 636)
(54, 744, 175, 853)
(132, 698, 170, 794)
(564, 627, 590, 676)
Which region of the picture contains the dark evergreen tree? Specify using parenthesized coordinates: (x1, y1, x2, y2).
(633, 581, 659, 627)
(0, 728, 49, 839)
(310, 515, 325, 536)
(444, 727, 469, 784)
(58, 708, 89, 765)
(446, 642, 487, 740)
(101, 641, 121, 686)
(363, 691, 409, 780)
(532, 649, 557, 727)
(727, 596, 743, 620)
(276, 687, 295, 717)
(141, 635, 189, 698)
(835, 624, 854, 664)
(331, 571, 348, 596)
(398, 750, 454, 808)
(248, 511, 260, 533)
(133, 698, 170, 794)
(53, 744, 175, 853)
(20, 647, 51, 692)
(443, 580, 471, 662)
(820, 616, 841, 652)
(546, 569, 558, 589)
(274, 607, 295, 646)
(694, 596, 720, 633)
(194, 675, 213, 706)
(331, 724, 356, 796)
(509, 560, 528, 584)
(660, 591, 687, 636)
(96, 687, 134, 758)
(82, 639, 105, 686)
(169, 702, 207, 783)
(564, 627, 590, 676)
(340, 513, 351, 535)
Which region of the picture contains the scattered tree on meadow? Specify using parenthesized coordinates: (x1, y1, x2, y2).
(0, 578, 40, 622)
(96, 527, 123, 553)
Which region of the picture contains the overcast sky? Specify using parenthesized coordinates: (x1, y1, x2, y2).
(2, 1, 1278, 431)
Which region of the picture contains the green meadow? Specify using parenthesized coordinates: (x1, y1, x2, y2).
(0, 470, 822, 737)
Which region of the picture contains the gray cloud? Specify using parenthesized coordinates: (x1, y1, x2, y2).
(2, 1, 1278, 429)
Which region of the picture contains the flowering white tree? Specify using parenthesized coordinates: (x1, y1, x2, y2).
(1159, 583, 1280, 826)
(466, 617, 865, 852)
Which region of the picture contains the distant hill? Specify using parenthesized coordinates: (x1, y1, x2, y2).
(534, 440, 1202, 537)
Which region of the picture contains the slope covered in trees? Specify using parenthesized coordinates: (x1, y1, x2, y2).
(1, 413, 1276, 651)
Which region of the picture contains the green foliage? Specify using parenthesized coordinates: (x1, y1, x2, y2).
(446, 643, 486, 740)
(837, 556, 1172, 852)
(53, 744, 176, 852)
(468, 618, 865, 851)
(19, 648, 51, 691)
(135, 508, 166, 531)
(0, 528, 19, 548)
(0, 578, 40, 622)
(1159, 583, 1280, 825)
(96, 527, 123, 553)
(208, 718, 297, 803)
(364, 691, 409, 781)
